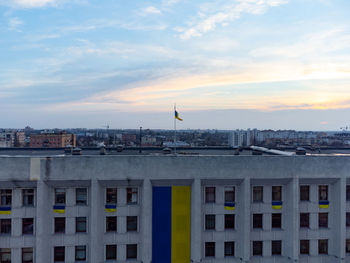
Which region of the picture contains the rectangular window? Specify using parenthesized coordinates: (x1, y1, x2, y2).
(22, 218, 34, 235)
(319, 213, 328, 228)
(224, 242, 235, 257)
(300, 185, 309, 201)
(76, 217, 87, 233)
(272, 186, 282, 202)
(106, 216, 117, 232)
(22, 189, 34, 206)
(106, 245, 117, 260)
(126, 244, 137, 259)
(253, 214, 263, 229)
(127, 188, 138, 204)
(271, 240, 282, 255)
(253, 241, 263, 256)
(272, 213, 282, 228)
(224, 187, 235, 202)
(347, 213, 350, 227)
(22, 248, 33, 263)
(54, 217, 65, 234)
(76, 188, 87, 205)
(346, 239, 350, 253)
(0, 219, 11, 234)
(0, 248, 11, 263)
(54, 188, 65, 205)
(0, 189, 12, 206)
(127, 216, 138, 232)
(106, 188, 117, 204)
(300, 240, 309, 255)
(225, 214, 235, 229)
(54, 246, 65, 262)
(205, 215, 215, 230)
(319, 185, 328, 201)
(205, 187, 215, 203)
(205, 242, 215, 257)
(253, 186, 263, 202)
(300, 213, 309, 228)
(347, 186, 350, 201)
(318, 239, 328, 254)
(75, 245, 86, 261)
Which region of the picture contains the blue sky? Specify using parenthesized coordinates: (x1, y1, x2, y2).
(1, 0, 350, 130)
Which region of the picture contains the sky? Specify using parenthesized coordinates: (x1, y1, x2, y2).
(1, 0, 350, 130)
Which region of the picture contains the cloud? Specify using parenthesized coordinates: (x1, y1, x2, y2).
(141, 6, 162, 16)
(179, 0, 288, 39)
(2, 0, 58, 8)
(8, 17, 23, 31)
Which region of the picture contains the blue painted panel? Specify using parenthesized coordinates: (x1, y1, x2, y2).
(152, 186, 171, 263)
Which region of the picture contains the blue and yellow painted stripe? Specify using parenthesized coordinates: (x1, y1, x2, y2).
(224, 202, 235, 210)
(53, 205, 65, 213)
(0, 207, 11, 215)
(152, 186, 191, 263)
(272, 201, 282, 209)
(105, 204, 117, 212)
(319, 200, 329, 209)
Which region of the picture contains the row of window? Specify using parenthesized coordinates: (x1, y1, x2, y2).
(0, 216, 138, 235)
(0, 187, 139, 206)
(205, 241, 235, 257)
(0, 248, 33, 263)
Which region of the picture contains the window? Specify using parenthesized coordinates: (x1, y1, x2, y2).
(271, 240, 282, 255)
(106, 245, 117, 260)
(76, 188, 87, 205)
(127, 188, 138, 204)
(300, 213, 309, 228)
(0, 189, 12, 206)
(272, 214, 282, 228)
(319, 213, 328, 228)
(253, 186, 263, 202)
(127, 216, 138, 232)
(22, 218, 34, 235)
(300, 240, 309, 255)
(22, 248, 33, 263)
(253, 214, 263, 229)
(347, 186, 350, 201)
(76, 217, 87, 233)
(0, 219, 11, 234)
(253, 241, 263, 256)
(54, 217, 65, 233)
(22, 189, 34, 206)
(347, 213, 350, 227)
(0, 248, 11, 263)
(300, 185, 309, 201)
(126, 244, 137, 259)
(318, 239, 328, 254)
(272, 186, 282, 201)
(346, 239, 350, 253)
(224, 242, 235, 257)
(106, 188, 117, 204)
(106, 216, 117, 232)
(54, 188, 65, 204)
(224, 187, 235, 202)
(54, 246, 65, 262)
(205, 215, 215, 230)
(319, 185, 328, 201)
(75, 246, 86, 261)
(225, 214, 235, 229)
(205, 242, 215, 257)
(205, 187, 215, 203)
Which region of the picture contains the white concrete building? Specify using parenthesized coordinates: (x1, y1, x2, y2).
(0, 151, 350, 263)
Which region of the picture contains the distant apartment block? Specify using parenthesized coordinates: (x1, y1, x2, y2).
(30, 132, 76, 148)
(228, 129, 257, 147)
(0, 130, 25, 148)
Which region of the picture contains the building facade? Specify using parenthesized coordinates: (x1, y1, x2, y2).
(29, 133, 76, 148)
(0, 155, 350, 262)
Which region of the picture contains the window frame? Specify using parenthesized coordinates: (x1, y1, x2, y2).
(75, 245, 86, 261)
(22, 218, 34, 235)
(126, 244, 137, 259)
(75, 188, 87, 206)
(126, 187, 138, 205)
(252, 241, 263, 256)
(106, 244, 117, 260)
(272, 186, 282, 202)
(205, 187, 216, 203)
(0, 219, 11, 234)
(22, 247, 33, 263)
(106, 188, 117, 204)
(205, 242, 215, 257)
(54, 217, 66, 234)
(0, 248, 11, 263)
(318, 239, 328, 255)
(106, 216, 117, 232)
(319, 185, 328, 201)
(54, 188, 66, 205)
(252, 186, 263, 203)
(76, 217, 87, 233)
(300, 213, 310, 228)
(300, 185, 310, 201)
(22, 189, 35, 207)
(253, 214, 263, 229)
(54, 246, 65, 262)
(271, 213, 282, 229)
(318, 213, 328, 228)
(127, 216, 138, 232)
(205, 214, 215, 230)
(224, 214, 235, 230)
(300, 240, 310, 255)
(224, 186, 235, 203)
(224, 241, 235, 257)
(271, 240, 282, 255)
(0, 189, 12, 206)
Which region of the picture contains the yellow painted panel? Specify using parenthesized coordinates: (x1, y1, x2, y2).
(172, 186, 191, 263)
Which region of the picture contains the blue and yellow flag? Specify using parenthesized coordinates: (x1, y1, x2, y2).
(319, 200, 329, 209)
(53, 205, 65, 213)
(105, 204, 117, 212)
(224, 202, 235, 210)
(272, 201, 282, 210)
(0, 207, 11, 215)
(175, 110, 183, 121)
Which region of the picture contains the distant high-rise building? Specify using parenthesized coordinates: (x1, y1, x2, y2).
(228, 129, 257, 147)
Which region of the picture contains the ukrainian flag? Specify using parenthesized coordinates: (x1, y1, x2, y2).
(105, 204, 117, 212)
(272, 201, 282, 210)
(0, 207, 11, 215)
(152, 186, 191, 263)
(319, 200, 329, 209)
(53, 205, 65, 213)
(224, 202, 235, 210)
(175, 110, 183, 121)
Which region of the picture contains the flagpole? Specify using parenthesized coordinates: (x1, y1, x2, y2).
(174, 103, 177, 154)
